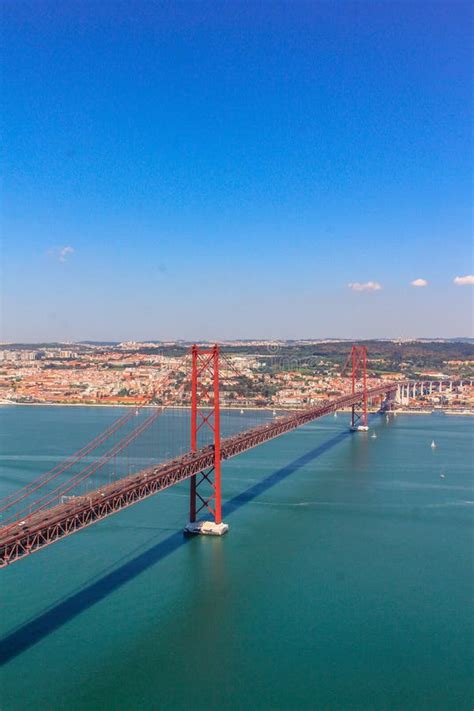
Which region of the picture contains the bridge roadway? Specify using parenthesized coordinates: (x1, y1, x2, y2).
(0, 382, 399, 567)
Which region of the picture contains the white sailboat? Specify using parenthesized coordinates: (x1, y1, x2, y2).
(430, 440, 437, 448)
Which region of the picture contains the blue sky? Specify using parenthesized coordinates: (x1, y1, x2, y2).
(2, 0, 472, 342)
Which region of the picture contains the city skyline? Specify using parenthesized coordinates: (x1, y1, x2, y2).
(2, 1, 472, 341)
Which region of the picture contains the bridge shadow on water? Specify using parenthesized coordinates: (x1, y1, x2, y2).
(0, 429, 350, 664)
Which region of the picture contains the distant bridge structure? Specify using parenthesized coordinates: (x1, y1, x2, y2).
(396, 380, 472, 406)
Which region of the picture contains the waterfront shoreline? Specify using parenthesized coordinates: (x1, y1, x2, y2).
(1, 401, 473, 416)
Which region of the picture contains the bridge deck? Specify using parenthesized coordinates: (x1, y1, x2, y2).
(0, 383, 399, 567)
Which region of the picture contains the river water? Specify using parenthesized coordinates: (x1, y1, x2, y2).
(0, 406, 472, 710)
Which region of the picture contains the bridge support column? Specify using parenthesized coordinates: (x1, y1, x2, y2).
(348, 345, 369, 431)
(185, 344, 228, 536)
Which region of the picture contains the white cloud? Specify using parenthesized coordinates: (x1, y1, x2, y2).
(348, 281, 382, 292)
(58, 246, 74, 263)
(454, 274, 474, 286)
(411, 278, 428, 287)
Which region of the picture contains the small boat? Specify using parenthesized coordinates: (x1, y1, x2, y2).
(371, 432, 377, 439)
(430, 440, 437, 448)
(273, 410, 277, 416)
(240, 409, 244, 414)
(334, 412, 338, 418)
(135, 409, 139, 416)
(440, 472, 445, 479)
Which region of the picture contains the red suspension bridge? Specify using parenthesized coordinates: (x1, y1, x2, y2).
(0, 345, 402, 567)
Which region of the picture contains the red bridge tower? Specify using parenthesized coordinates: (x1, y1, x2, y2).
(348, 345, 369, 431)
(185, 344, 229, 536)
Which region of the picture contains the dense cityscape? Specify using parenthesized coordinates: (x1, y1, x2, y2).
(1, 340, 473, 412)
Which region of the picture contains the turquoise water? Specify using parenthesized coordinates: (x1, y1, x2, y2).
(0, 407, 473, 710)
